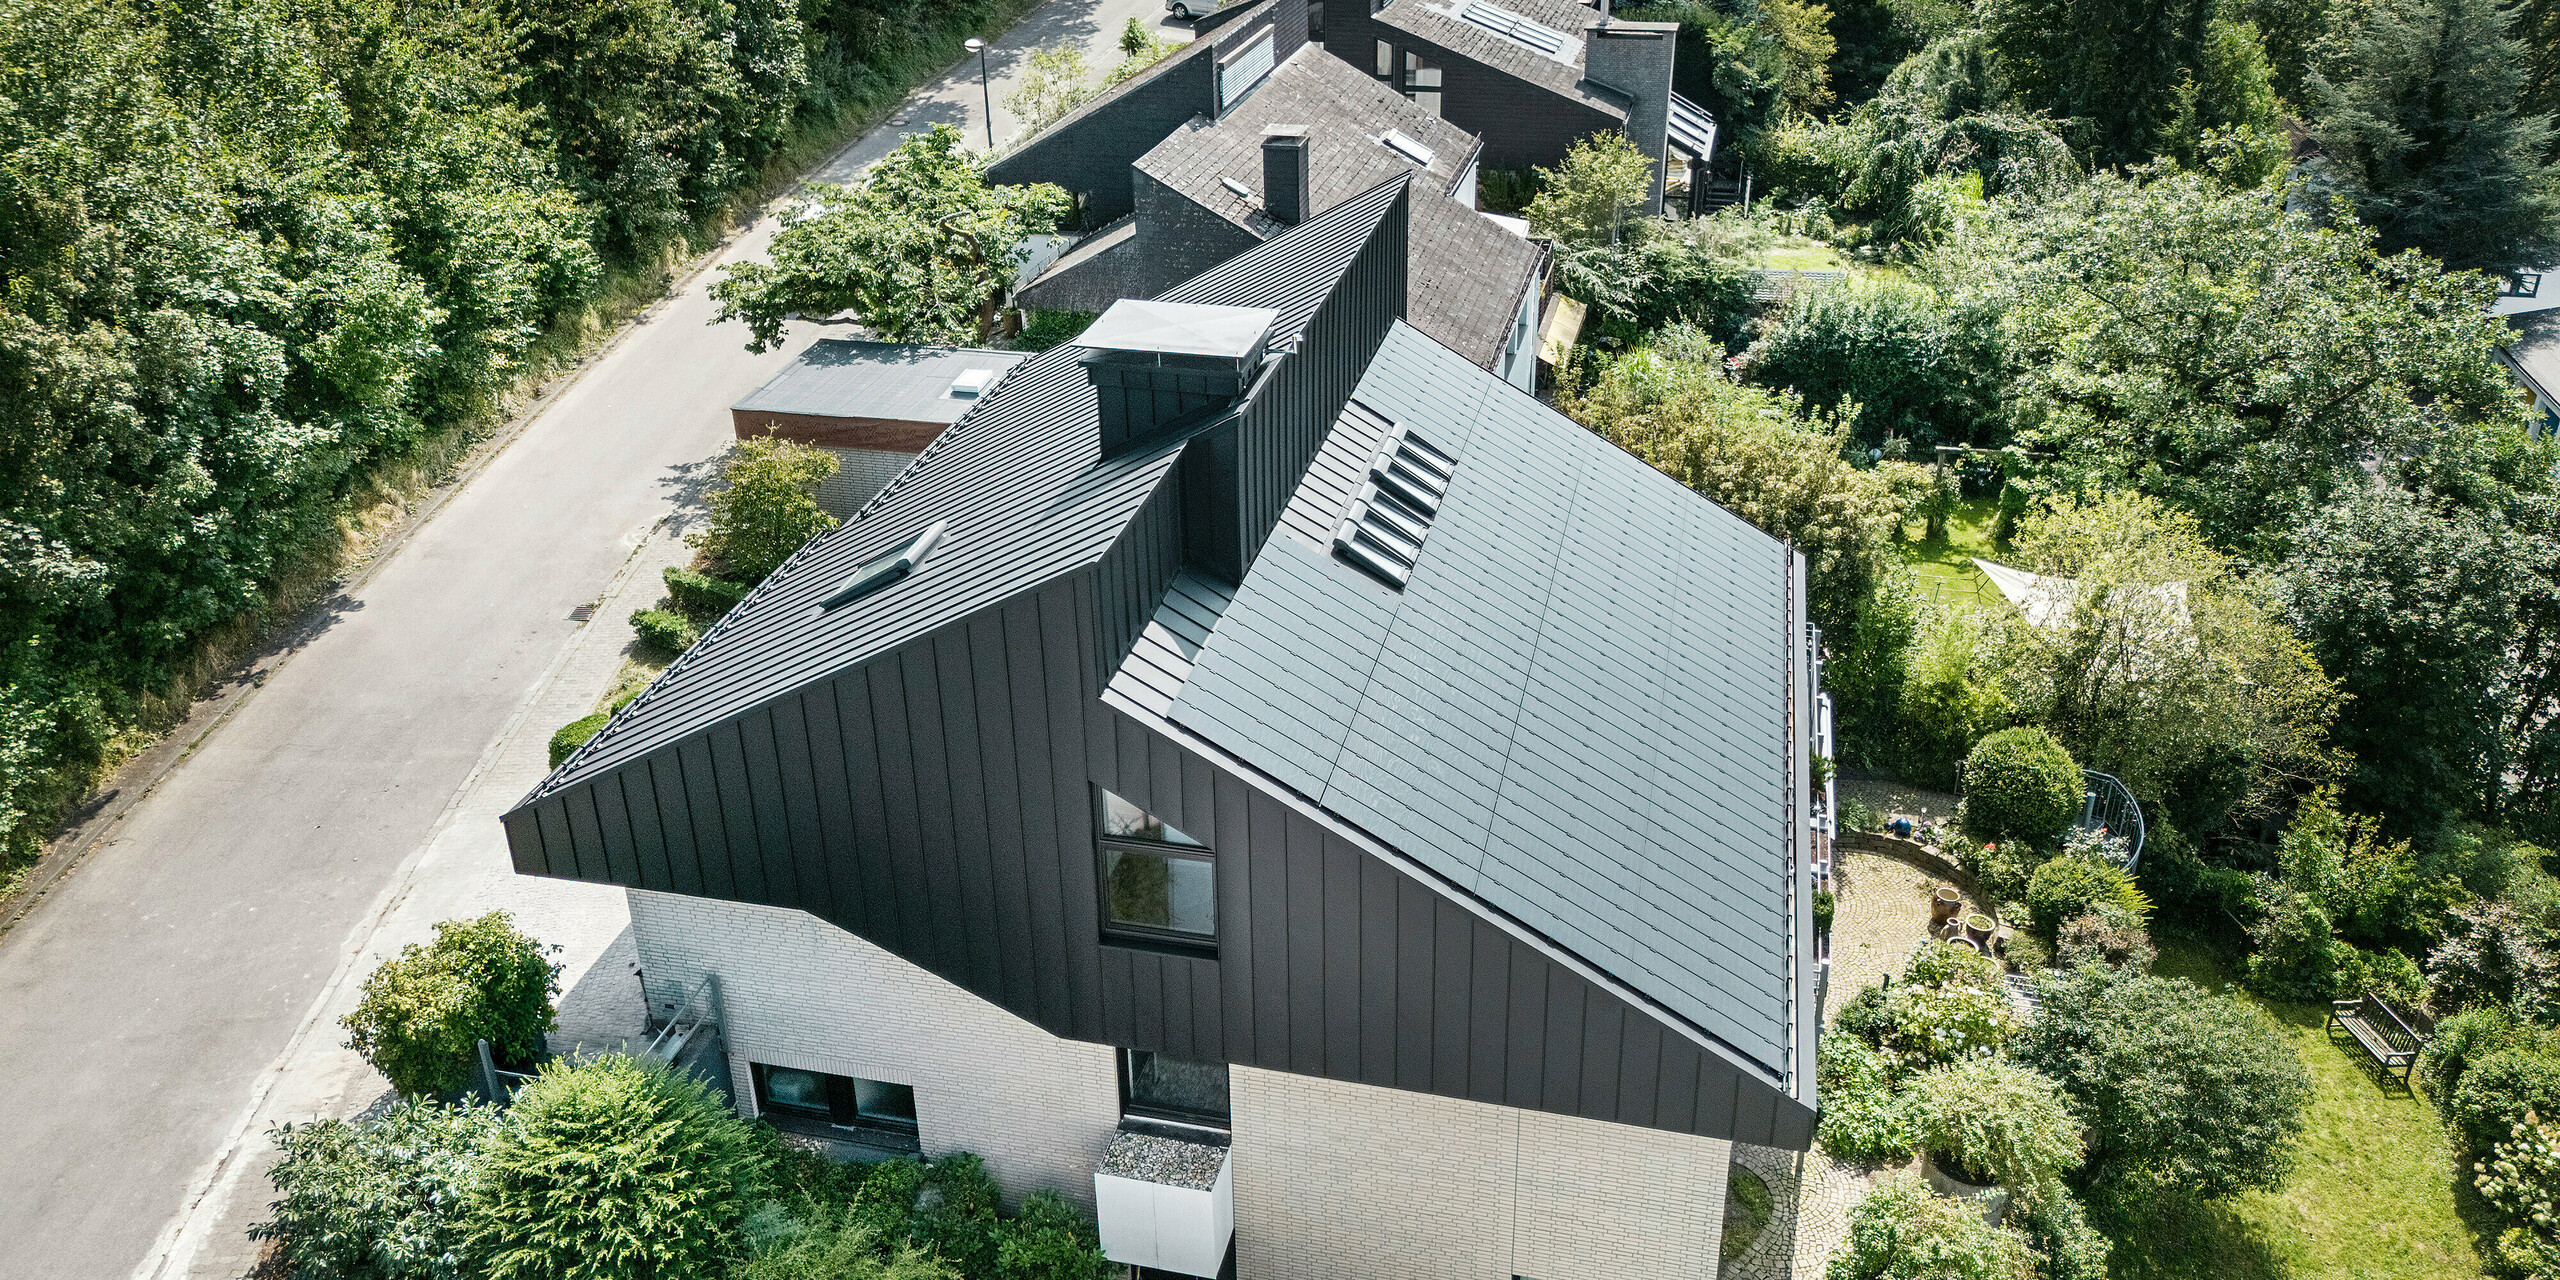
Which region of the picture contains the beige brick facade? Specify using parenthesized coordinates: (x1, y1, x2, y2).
(628, 891, 1731, 1279)
(625, 889, 1123, 1208)
(1231, 1067, 1730, 1280)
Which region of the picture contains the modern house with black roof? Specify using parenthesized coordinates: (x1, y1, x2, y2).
(1012, 46, 1547, 390)
(504, 178, 1818, 1280)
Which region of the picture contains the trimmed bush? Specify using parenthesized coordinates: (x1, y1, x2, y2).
(252, 1099, 505, 1280)
(550, 713, 610, 769)
(1959, 727, 2081, 849)
(2055, 910, 2154, 970)
(341, 913, 561, 1098)
(2451, 1049, 2560, 1155)
(664, 567, 749, 620)
(469, 1054, 768, 1280)
(631, 608, 702, 656)
(2024, 856, 2146, 942)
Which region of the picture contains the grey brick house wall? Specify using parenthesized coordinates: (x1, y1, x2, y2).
(627, 889, 1732, 1278)
(814, 447, 915, 520)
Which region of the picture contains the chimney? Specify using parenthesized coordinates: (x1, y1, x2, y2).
(1072, 299, 1280, 456)
(1262, 125, 1310, 226)
(1581, 21, 1677, 214)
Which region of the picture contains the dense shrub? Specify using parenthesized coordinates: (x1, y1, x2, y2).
(734, 1207, 955, 1280)
(664, 567, 750, 620)
(1877, 942, 2020, 1071)
(2023, 857, 2145, 943)
(1892, 602, 2015, 790)
(2429, 897, 2560, 1022)
(2014, 1189, 2110, 1280)
(1743, 279, 1999, 448)
(1826, 1174, 2038, 1280)
(342, 913, 561, 1097)
(2421, 1006, 2542, 1102)
(993, 1190, 1110, 1280)
(2451, 1050, 2560, 1156)
(2474, 1110, 2560, 1273)
(549, 713, 611, 769)
(252, 1099, 505, 1280)
(469, 1054, 769, 1280)
(690, 437, 840, 584)
(1907, 1059, 2082, 1192)
(1960, 728, 2081, 850)
(2054, 911, 2154, 971)
(630, 609, 704, 656)
(1818, 1032, 1915, 1162)
(1015, 309, 1097, 352)
(2020, 966, 2311, 1197)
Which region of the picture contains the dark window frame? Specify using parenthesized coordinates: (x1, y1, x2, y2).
(1096, 788, 1218, 952)
(750, 1062, 921, 1140)
(1118, 1047, 1235, 1132)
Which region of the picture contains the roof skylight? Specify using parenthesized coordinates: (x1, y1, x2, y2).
(1332, 409, 1455, 589)
(1380, 131, 1435, 168)
(819, 521, 945, 610)
(1459, 2, 1567, 55)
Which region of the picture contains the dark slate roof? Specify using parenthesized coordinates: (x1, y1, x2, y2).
(731, 341, 1030, 422)
(2506, 309, 2560, 408)
(1135, 320, 1799, 1074)
(535, 179, 1417, 790)
(1127, 48, 1541, 369)
(1377, 0, 1623, 116)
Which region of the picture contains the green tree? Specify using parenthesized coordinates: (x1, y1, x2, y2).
(2020, 965, 2312, 1196)
(689, 437, 840, 584)
(1120, 15, 1150, 55)
(1525, 132, 1659, 245)
(1959, 726, 2082, 849)
(253, 1099, 505, 1280)
(1827, 1174, 2038, 1280)
(343, 913, 562, 1097)
(1003, 45, 1094, 138)
(711, 125, 1072, 347)
(2024, 855, 2146, 941)
(2311, 0, 2560, 270)
(1985, 0, 2215, 166)
(1743, 278, 2004, 448)
(468, 1054, 769, 1280)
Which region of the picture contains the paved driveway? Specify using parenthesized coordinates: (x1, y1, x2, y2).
(0, 3, 1186, 1276)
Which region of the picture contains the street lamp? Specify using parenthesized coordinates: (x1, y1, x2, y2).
(965, 38, 992, 150)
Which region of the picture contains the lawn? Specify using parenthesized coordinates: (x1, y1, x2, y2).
(1894, 496, 2006, 614)
(1757, 238, 1852, 272)
(2103, 939, 2487, 1280)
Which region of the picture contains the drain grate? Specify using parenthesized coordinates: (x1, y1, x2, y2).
(568, 605, 596, 622)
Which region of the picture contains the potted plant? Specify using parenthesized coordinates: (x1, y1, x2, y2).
(1907, 1059, 2082, 1226)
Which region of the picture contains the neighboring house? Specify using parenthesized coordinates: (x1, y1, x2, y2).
(1014, 46, 1547, 390)
(1324, 0, 1714, 213)
(730, 341, 1031, 517)
(505, 179, 1820, 1280)
(2503, 309, 2560, 442)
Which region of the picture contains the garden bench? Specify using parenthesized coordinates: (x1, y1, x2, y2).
(2327, 993, 2427, 1089)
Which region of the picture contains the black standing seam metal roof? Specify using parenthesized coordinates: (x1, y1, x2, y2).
(731, 341, 1031, 423)
(531, 177, 1419, 794)
(1148, 320, 1798, 1075)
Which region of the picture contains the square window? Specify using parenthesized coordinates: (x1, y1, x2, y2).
(1098, 788, 1215, 948)
(1403, 51, 1441, 88)
(1123, 1048, 1231, 1128)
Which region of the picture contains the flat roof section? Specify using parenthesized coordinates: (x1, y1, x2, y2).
(1075, 299, 1281, 360)
(732, 340, 1031, 425)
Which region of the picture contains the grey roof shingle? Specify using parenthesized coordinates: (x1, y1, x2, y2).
(1158, 322, 1797, 1072)
(731, 341, 1030, 422)
(1377, 0, 1625, 116)
(1131, 48, 1542, 369)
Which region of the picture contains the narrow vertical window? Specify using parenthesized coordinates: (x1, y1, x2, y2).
(1375, 39, 1395, 78)
(1098, 788, 1216, 947)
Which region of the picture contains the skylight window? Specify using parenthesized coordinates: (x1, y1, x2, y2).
(1380, 131, 1435, 168)
(1332, 410, 1455, 589)
(819, 521, 945, 610)
(949, 368, 996, 397)
(1459, 1, 1566, 54)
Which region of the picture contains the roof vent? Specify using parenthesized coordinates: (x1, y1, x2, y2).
(1074, 300, 1281, 455)
(949, 368, 997, 397)
(1332, 404, 1455, 589)
(819, 521, 945, 611)
(1380, 131, 1435, 168)
(1219, 176, 1258, 202)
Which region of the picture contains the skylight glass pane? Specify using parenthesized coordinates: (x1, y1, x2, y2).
(1460, 1, 1565, 54)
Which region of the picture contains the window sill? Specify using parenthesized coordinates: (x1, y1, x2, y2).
(758, 1110, 923, 1156)
(1102, 933, 1220, 961)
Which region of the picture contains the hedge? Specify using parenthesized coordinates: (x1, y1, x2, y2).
(631, 609, 702, 656)
(664, 567, 749, 620)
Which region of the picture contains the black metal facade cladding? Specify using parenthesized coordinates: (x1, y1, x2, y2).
(986, 0, 1310, 225)
(506, 179, 1814, 1149)
(1324, 5, 1625, 175)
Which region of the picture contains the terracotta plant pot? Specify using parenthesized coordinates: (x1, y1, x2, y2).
(1930, 886, 1963, 928)
(1963, 913, 1996, 945)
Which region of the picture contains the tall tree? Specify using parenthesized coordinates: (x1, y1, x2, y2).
(2311, 0, 2560, 270)
(1985, 0, 2216, 167)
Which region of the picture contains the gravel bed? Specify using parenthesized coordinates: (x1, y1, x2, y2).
(1097, 1129, 1228, 1189)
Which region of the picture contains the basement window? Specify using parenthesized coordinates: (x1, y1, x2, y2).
(751, 1063, 921, 1144)
(1332, 407, 1455, 589)
(818, 520, 945, 610)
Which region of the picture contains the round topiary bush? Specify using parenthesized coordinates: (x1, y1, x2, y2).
(1960, 727, 2081, 850)
(2024, 857, 2145, 943)
(342, 912, 562, 1098)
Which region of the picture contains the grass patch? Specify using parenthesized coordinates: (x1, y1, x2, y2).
(2103, 938, 2487, 1280)
(1756, 237, 1850, 272)
(1722, 1164, 1774, 1263)
(1894, 496, 2005, 614)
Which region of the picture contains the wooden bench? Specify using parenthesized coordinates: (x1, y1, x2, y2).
(2328, 993, 2428, 1089)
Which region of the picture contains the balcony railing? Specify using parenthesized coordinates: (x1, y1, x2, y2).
(2076, 771, 2145, 874)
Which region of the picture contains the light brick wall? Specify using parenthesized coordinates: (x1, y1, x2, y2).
(1230, 1067, 1729, 1280)
(629, 891, 1731, 1277)
(625, 889, 1122, 1208)
(816, 447, 915, 519)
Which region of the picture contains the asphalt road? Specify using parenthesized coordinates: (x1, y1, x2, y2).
(0, 2, 1183, 1275)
